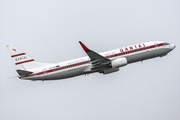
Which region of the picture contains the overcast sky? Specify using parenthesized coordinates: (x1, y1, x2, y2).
(0, 1, 179, 120)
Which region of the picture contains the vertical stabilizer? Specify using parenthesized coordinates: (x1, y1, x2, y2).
(6, 44, 45, 71)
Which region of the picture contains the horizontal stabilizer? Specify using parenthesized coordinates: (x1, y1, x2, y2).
(16, 69, 33, 76)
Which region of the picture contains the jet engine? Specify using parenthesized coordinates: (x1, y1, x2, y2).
(110, 58, 127, 68)
(100, 58, 128, 74)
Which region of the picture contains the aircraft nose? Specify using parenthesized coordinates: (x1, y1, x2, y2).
(170, 44, 175, 49)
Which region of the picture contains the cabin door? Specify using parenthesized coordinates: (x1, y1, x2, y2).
(154, 42, 159, 49)
(43, 69, 48, 80)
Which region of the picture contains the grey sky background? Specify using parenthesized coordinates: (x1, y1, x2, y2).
(0, 1, 179, 120)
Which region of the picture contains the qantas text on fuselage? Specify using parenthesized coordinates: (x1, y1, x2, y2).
(6, 41, 175, 81)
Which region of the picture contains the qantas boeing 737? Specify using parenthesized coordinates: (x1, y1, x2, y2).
(7, 41, 175, 81)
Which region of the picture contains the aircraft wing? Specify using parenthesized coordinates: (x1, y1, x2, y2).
(79, 41, 111, 69)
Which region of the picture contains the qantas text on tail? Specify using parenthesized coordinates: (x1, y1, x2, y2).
(6, 41, 175, 81)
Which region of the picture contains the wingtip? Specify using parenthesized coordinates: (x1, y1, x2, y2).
(79, 41, 82, 45)
(79, 41, 90, 52)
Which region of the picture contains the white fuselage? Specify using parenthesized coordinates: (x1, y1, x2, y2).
(20, 41, 175, 80)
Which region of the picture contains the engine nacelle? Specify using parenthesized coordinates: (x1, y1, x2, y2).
(111, 58, 127, 68)
(100, 68, 119, 74)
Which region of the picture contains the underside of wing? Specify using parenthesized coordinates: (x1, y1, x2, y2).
(79, 41, 128, 74)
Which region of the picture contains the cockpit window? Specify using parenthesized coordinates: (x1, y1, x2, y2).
(162, 42, 170, 45)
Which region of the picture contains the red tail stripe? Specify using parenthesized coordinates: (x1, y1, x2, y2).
(15, 59, 34, 65)
(11, 53, 25, 57)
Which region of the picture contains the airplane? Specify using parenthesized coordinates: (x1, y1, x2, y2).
(6, 41, 175, 81)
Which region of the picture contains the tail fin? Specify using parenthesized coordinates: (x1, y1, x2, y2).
(6, 44, 45, 71)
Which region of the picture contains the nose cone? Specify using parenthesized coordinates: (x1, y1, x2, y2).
(170, 44, 176, 49)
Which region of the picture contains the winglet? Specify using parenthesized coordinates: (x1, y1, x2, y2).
(79, 41, 90, 52)
(79, 41, 110, 62)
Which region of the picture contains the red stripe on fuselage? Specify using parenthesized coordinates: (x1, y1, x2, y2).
(11, 53, 25, 57)
(15, 59, 34, 65)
